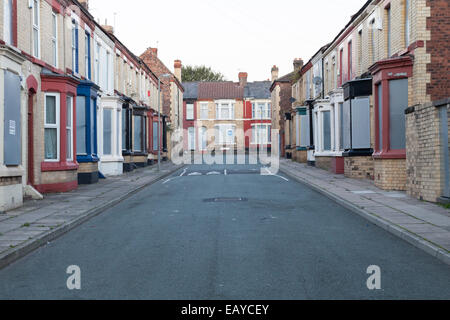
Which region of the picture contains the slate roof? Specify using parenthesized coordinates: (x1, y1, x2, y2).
(244, 81, 271, 99)
(182, 82, 199, 100)
(197, 82, 244, 100)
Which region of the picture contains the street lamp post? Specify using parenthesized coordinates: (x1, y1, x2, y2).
(157, 74, 172, 171)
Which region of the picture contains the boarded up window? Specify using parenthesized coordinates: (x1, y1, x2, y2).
(3, 70, 21, 165)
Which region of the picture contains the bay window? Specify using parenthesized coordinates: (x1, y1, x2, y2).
(370, 56, 412, 157)
(188, 127, 196, 151)
(32, 0, 40, 58)
(199, 127, 207, 151)
(215, 125, 235, 145)
(153, 121, 159, 151)
(323, 111, 331, 151)
(76, 96, 86, 154)
(44, 94, 60, 161)
(216, 101, 235, 120)
(252, 124, 271, 144)
(103, 109, 112, 155)
(133, 114, 146, 153)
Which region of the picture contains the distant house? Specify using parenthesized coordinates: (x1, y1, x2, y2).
(182, 73, 272, 152)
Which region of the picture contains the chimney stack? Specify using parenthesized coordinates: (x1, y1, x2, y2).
(150, 48, 158, 57)
(174, 60, 182, 81)
(102, 25, 114, 35)
(238, 72, 248, 87)
(293, 58, 304, 71)
(79, 0, 89, 10)
(271, 65, 279, 81)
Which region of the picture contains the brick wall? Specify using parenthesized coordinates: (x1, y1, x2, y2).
(406, 101, 448, 202)
(426, 0, 450, 101)
(344, 156, 374, 180)
(316, 156, 333, 172)
(374, 158, 407, 191)
(140, 48, 174, 116)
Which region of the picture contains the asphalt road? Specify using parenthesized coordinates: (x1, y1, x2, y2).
(0, 159, 449, 299)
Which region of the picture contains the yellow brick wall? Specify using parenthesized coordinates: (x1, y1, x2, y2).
(344, 156, 374, 180)
(374, 158, 407, 191)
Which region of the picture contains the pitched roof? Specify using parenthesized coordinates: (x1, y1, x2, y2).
(197, 82, 244, 100)
(182, 82, 199, 99)
(244, 81, 271, 99)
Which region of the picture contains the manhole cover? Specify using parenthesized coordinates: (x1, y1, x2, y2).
(203, 197, 248, 203)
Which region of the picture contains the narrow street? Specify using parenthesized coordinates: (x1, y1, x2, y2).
(0, 161, 448, 300)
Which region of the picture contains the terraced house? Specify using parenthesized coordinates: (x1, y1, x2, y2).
(182, 73, 272, 153)
(0, 0, 180, 212)
(288, 0, 449, 203)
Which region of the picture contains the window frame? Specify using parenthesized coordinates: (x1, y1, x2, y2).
(215, 101, 235, 120)
(71, 19, 79, 74)
(186, 103, 195, 120)
(4, 0, 13, 45)
(32, 0, 40, 58)
(44, 92, 60, 162)
(66, 95, 73, 161)
(404, 0, 411, 47)
(85, 32, 91, 79)
(199, 103, 209, 120)
(251, 124, 271, 145)
(51, 12, 58, 68)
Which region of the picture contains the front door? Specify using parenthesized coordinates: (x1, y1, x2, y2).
(188, 127, 195, 151)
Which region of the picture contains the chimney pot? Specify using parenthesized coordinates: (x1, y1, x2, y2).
(150, 48, 158, 57)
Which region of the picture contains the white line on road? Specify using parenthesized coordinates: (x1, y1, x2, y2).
(263, 167, 289, 182)
(180, 168, 187, 177)
(224, 169, 227, 176)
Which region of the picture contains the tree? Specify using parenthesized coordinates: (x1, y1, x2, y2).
(182, 65, 226, 82)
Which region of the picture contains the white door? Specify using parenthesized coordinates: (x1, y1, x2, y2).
(199, 127, 207, 151)
(188, 127, 196, 151)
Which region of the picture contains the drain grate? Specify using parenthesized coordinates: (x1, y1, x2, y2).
(203, 197, 248, 203)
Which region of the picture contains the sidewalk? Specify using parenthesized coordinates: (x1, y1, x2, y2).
(0, 161, 183, 269)
(280, 159, 450, 265)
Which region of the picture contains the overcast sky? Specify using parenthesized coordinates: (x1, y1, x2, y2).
(89, 0, 366, 82)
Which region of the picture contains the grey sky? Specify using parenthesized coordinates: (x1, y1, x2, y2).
(89, 0, 366, 82)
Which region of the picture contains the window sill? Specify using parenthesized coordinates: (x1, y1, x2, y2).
(372, 149, 406, 159)
(41, 161, 79, 172)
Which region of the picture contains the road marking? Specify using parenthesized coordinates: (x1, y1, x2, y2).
(263, 167, 289, 182)
(207, 171, 221, 175)
(188, 172, 202, 176)
(180, 168, 187, 177)
(224, 169, 227, 176)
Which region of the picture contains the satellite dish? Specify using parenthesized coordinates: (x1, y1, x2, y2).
(313, 77, 323, 85)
